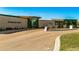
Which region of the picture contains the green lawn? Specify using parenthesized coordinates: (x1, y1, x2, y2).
(60, 32, 79, 51)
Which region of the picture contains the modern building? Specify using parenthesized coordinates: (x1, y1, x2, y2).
(19, 16, 41, 28)
(64, 19, 77, 28)
(0, 14, 41, 30)
(51, 19, 64, 28)
(0, 14, 78, 31)
(39, 19, 77, 28)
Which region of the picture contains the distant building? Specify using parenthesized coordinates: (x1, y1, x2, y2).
(39, 19, 77, 28)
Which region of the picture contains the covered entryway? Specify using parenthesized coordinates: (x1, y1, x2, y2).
(64, 19, 77, 28)
(27, 16, 41, 28)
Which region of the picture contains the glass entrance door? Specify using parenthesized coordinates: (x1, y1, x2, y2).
(31, 18, 38, 28)
(27, 17, 38, 28)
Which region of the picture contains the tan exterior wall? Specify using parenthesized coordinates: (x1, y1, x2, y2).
(39, 19, 64, 28)
(0, 15, 27, 29)
(77, 20, 79, 28)
(39, 20, 51, 28)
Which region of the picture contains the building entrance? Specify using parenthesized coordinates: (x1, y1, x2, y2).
(27, 17, 41, 28)
(64, 19, 77, 28)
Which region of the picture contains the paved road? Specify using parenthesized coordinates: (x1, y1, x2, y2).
(0, 29, 61, 51)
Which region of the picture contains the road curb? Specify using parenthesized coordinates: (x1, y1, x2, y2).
(53, 35, 61, 51)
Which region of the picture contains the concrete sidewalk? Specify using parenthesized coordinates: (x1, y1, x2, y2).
(53, 36, 61, 51)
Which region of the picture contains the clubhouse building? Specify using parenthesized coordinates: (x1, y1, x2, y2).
(0, 14, 78, 30)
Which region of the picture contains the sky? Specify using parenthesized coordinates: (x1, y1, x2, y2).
(0, 7, 79, 20)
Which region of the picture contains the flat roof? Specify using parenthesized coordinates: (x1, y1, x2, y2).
(18, 16, 41, 19)
(0, 14, 41, 19)
(0, 14, 18, 17)
(52, 19, 77, 21)
(64, 19, 77, 20)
